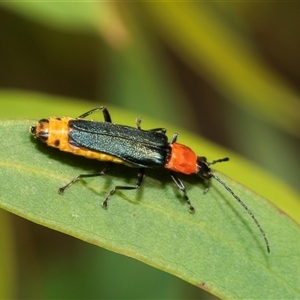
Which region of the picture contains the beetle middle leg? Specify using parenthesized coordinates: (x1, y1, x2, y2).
(102, 168, 145, 209)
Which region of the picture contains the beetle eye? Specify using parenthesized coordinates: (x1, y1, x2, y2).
(30, 126, 37, 135)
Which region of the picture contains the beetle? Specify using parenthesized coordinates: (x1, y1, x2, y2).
(31, 106, 270, 253)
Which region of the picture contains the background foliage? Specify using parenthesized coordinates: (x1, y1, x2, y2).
(0, 2, 300, 299)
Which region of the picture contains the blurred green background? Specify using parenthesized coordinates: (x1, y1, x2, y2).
(0, 2, 300, 299)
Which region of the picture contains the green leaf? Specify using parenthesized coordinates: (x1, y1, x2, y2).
(0, 92, 300, 299)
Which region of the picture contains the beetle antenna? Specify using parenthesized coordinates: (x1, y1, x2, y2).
(210, 172, 270, 253)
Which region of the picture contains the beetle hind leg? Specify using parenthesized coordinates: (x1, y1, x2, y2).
(58, 164, 112, 195)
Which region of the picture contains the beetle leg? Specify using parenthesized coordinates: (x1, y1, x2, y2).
(135, 117, 166, 134)
(169, 133, 178, 144)
(58, 164, 112, 194)
(77, 106, 112, 123)
(102, 168, 145, 208)
(170, 171, 195, 213)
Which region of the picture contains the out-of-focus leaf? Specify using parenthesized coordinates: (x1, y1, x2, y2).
(0, 1, 101, 31)
(0, 211, 15, 299)
(142, 3, 300, 136)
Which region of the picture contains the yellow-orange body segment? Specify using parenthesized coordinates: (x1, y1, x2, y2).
(38, 117, 129, 165)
